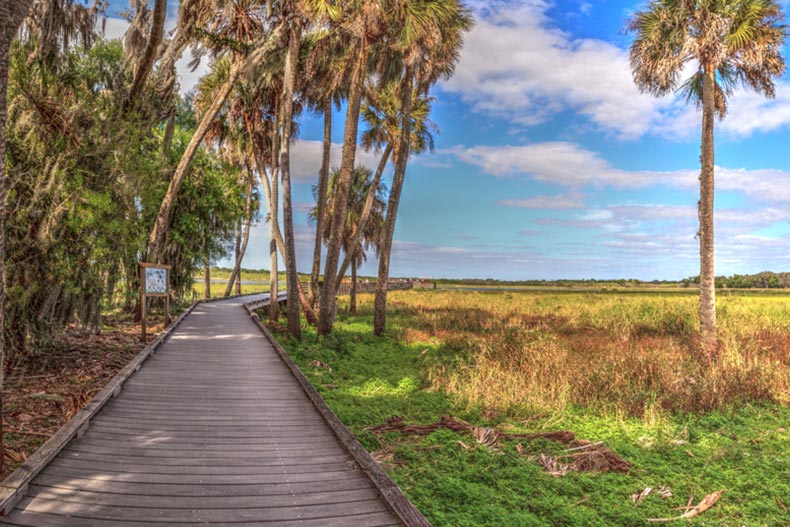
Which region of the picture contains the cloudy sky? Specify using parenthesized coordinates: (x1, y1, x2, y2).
(106, 0, 790, 280)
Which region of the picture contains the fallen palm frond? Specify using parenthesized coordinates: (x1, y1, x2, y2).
(367, 415, 575, 447)
(648, 490, 724, 522)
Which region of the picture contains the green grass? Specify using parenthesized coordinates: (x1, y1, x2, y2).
(276, 291, 790, 526)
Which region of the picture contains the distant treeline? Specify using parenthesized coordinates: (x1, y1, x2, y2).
(434, 278, 675, 287)
(683, 271, 790, 289)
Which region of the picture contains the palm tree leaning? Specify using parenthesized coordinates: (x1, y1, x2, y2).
(629, 0, 785, 357)
(373, 0, 472, 336)
(310, 166, 386, 314)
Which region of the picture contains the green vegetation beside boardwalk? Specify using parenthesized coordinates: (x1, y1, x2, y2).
(274, 290, 790, 526)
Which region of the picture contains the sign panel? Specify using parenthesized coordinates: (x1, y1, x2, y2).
(145, 267, 168, 295)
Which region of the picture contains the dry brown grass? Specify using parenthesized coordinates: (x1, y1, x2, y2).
(358, 290, 790, 416)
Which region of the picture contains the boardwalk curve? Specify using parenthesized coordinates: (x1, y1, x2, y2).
(1, 295, 427, 526)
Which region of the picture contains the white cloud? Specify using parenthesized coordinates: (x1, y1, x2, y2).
(447, 142, 696, 188)
(443, 1, 790, 140)
(290, 140, 387, 182)
(449, 142, 790, 203)
(499, 192, 584, 209)
(442, 1, 683, 139)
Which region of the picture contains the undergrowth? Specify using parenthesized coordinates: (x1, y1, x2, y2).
(277, 290, 790, 526)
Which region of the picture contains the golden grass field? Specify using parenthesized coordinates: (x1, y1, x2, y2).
(380, 289, 790, 417)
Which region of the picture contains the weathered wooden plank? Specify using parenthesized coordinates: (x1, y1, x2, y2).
(0, 510, 401, 527)
(31, 473, 375, 497)
(27, 485, 382, 508)
(48, 458, 355, 475)
(55, 450, 352, 467)
(61, 444, 348, 458)
(18, 495, 391, 522)
(39, 466, 364, 485)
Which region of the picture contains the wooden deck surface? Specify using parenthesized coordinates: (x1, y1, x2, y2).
(1, 296, 404, 526)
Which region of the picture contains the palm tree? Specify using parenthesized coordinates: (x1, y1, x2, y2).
(334, 82, 437, 290)
(278, 14, 304, 338)
(317, 0, 389, 335)
(147, 2, 286, 263)
(629, 0, 785, 356)
(303, 29, 350, 309)
(310, 166, 386, 314)
(373, 0, 472, 336)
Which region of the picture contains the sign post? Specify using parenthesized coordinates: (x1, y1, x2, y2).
(140, 262, 171, 341)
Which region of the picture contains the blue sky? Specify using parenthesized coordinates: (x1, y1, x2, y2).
(105, 0, 790, 280)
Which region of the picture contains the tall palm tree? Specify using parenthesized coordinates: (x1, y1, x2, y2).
(334, 82, 436, 290)
(629, 0, 785, 356)
(303, 29, 350, 309)
(316, 0, 388, 335)
(310, 166, 386, 314)
(278, 13, 303, 338)
(373, 0, 472, 336)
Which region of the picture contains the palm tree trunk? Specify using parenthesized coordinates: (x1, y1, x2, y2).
(1, 0, 34, 475)
(148, 61, 240, 263)
(310, 98, 332, 307)
(280, 21, 302, 339)
(350, 259, 357, 314)
(204, 255, 211, 299)
(318, 41, 368, 335)
(227, 216, 242, 296)
(253, 132, 281, 322)
(374, 67, 414, 336)
(699, 65, 717, 356)
(124, 0, 167, 111)
(225, 174, 254, 297)
(336, 143, 392, 290)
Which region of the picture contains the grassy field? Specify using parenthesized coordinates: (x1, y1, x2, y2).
(275, 290, 790, 526)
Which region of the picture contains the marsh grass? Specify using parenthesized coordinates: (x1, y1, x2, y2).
(376, 291, 790, 416)
(277, 290, 790, 526)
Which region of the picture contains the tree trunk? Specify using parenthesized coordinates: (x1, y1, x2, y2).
(1, 0, 34, 476)
(310, 98, 332, 307)
(336, 143, 392, 290)
(350, 258, 357, 315)
(252, 132, 281, 322)
(227, 216, 242, 296)
(124, 0, 167, 112)
(0, 1, 10, 478)
(225, 173, 254, 297)
(162, 111, 176, 154)
(318, 41, 368, 335)
(204, 255, 211, 299)
(699, 65, 717, 356)
(280, 21, 302, 339)
(374, 68, 414, 336)
(147, 61, 240, 263)
(254, 127, 317, 325)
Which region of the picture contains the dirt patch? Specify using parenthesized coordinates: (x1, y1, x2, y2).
(3, 317, 164, 479)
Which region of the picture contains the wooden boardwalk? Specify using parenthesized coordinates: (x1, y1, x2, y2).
(0, 295, 410, 526)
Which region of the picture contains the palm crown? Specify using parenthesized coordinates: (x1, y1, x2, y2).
(629, 0, 785, 117)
